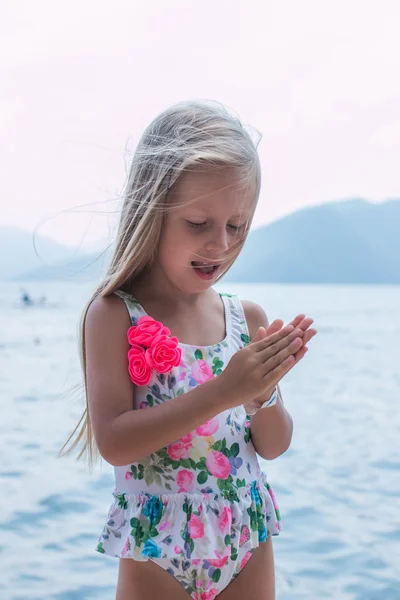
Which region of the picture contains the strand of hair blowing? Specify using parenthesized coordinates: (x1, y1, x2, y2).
(59, 99, 262, 471)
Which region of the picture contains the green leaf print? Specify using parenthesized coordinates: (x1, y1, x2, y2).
(244, 425, 251, 444)
(144, 467, 155, 486)
(130, 465, 138, 479)
(213, 440, 223, 452)
(146, 394, 154, 407)
(115, 493, 128, 510)
(197, 471, 208, 484)
(241, 333, 250, 345)
(224, 535, 231, 546)
(236, 478, 246, 488)
(212, 568, 222, 583)
(230, 548, 238, 561)
(176, 387, 185, 396)
(180, 458, 192, 468)
(96, 542, 105, 554)
(189, 458, 197, 469)
(172, 461, 180, 469)
(230, 443, 240, 458)
(212, 357, 224, 375)
(194, 349, 203, 360)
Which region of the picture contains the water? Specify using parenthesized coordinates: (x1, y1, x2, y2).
(1, 280, 399, 600)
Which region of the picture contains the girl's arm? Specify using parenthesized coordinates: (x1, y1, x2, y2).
(242, 300, 294, 460)
(85, 295, 233, 466)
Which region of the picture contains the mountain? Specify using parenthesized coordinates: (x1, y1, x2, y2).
(3, 198, 400, 284)
(222, 198, 400, 284)
(0, 227, 101, 281)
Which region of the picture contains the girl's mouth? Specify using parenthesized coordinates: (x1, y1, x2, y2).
(191, 261, 220, 280)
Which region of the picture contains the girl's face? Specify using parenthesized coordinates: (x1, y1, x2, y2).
(157, 166, 257, 294)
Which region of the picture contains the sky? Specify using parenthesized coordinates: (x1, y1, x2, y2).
(1, 0, 399, 249)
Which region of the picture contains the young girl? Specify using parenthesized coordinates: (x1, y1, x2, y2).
(62, 100, 316, 600)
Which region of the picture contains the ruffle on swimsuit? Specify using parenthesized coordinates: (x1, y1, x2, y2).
(96, 291, 282, 567)
(98, 472, 280, 561)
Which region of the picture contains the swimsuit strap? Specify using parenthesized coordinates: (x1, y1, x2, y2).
(220, 293, 251, 349)
(113, 289, 145, 325)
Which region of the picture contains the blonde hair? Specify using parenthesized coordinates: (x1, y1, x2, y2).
(59, 99, 262, 470)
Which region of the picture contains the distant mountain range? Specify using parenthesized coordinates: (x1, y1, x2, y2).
(2, 198, 399, 284)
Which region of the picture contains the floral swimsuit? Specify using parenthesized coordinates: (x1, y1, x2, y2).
(96, 290, 281, 599)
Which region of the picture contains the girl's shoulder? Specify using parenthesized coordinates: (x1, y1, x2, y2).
(85, 293, 132, 341)
(240, 299, 270, 340)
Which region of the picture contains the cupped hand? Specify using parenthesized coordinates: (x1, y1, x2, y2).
(244, 314, 317, 414)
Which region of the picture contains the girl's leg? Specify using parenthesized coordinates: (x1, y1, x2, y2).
(116, 557, 189, 600)
(218, 537, 275, 600)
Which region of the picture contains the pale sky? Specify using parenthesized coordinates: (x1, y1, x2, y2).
(1, 0, 399, 249)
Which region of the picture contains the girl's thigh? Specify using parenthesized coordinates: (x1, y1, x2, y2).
(219, 537, 275, 600)
(116, 557, 189, 600)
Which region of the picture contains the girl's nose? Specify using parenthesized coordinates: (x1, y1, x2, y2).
(205, 227, 229, 252)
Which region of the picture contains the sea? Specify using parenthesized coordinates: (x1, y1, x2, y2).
(1, 280, 399, 600)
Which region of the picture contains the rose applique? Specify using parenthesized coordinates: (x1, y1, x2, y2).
(127, 316, 182, 385)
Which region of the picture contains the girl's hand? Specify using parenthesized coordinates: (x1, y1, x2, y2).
(243, 314, 317, 414)
(218, 321, 309, 408)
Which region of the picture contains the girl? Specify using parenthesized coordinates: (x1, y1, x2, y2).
(61, 100, 316, 600)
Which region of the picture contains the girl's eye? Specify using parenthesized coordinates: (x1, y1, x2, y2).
(186, 221, 206, 229)
(228, 224, 245, 232)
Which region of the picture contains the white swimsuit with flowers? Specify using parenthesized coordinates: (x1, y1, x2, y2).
(96, 290, 281, 598)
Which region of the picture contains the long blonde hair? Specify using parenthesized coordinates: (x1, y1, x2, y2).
(59, 99, 262, 470)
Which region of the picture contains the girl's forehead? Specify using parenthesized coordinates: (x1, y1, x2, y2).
(171, 166, 257, 214)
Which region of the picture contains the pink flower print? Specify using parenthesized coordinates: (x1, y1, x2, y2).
(167, 431, 193, 461)
(127, 316, 170, 347)
(121, 538, 130, 557)
(146, 334, 182, 374)
(195, 417, 219, 437)
(188, 514, 204, 539)
(125, 471, 132, 480)
(208, 546, 231, 568)
(206, 450, 230, 479)
(239, 525, 250, 547)
(128, 344, 153, 386)
(268, 484, 279, 512)
(159, 521, 171, 531)
(199, 589, 219, 600)
(191, 359, 214, 384)
(218, 506, 232, 533)
(192, 559, 201, 565)
(174, 545, 183, 554)
(139, 401, 147, 409)
(240, 550, 253, 570)
(176, 469, 195, 492)
(180, 432, 194, 445)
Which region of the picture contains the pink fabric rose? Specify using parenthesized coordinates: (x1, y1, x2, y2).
(206, 450, 230, 479)
(188, 514, 204, 539)
(195, 417, 219, 437)
(127, 316, 170, 347)
(146, 334, 182, 374)
(191, 359, 214, 384)
(176, 469, 195, 492)
(240, 550, 253, 570)
(128, 344, 153, 385)
(218, 506, 232, 533)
